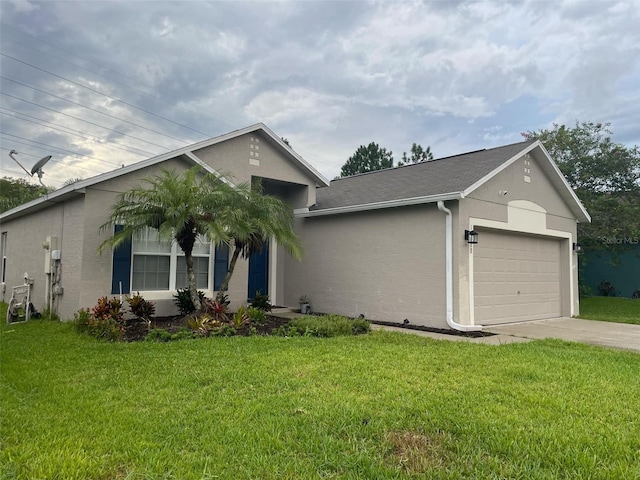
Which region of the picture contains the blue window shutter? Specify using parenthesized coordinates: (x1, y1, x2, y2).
(111, 225, 132, 294)
(213, 243, 229, 291)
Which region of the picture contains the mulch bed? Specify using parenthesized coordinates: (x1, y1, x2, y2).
(124, 314, 292, 342)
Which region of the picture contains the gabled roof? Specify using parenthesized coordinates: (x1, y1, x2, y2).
(1, 123, 330, 222)
(302, 140, 590, 223)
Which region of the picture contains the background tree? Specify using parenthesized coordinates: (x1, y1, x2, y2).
(0, 177, 48, 213)
(340, 142, 394, 177)
(99, 167, 239, 311)
(398, 143, 434, 165)
(522, 121, 640, 250)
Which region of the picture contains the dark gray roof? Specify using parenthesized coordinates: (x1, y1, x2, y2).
(313, 140, 536, 210)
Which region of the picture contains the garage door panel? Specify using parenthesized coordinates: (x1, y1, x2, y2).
(474, 231, 561, 325)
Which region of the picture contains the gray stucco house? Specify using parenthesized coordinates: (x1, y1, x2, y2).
(0, 123, 589, 331)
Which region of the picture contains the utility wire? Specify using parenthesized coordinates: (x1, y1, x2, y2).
(1, 52, 212, 139)
(0, 109, 156, 158)
(0, 146, 40, 158)
(1, 92, 176, 150)
(1, 75, 193, 144)
(0, 24, 238, 130)
(0, 131, 122, 169)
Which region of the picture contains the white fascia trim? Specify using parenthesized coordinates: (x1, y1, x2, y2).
(182, 151, 238, 188)
(296, 192, 462, 218)
(536, 142, 591, 223)
(182, 151, 218, 174)
(257, 124, 330, 187)
(1, 150, 202, 221)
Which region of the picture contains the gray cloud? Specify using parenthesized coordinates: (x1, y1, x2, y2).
(0, 0, 638, 186)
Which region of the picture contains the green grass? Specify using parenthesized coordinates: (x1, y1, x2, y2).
(579, 296, 640, 324)
(1, 318, 639, 479)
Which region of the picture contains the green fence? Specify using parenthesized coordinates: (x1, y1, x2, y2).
(580, 246, 640, 297)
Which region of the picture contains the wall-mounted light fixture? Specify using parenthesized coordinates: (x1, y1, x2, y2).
(465, 229, 479, 244)
(573, 243, 582, 253)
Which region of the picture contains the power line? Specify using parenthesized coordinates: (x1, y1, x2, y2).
(0, 146, 40, 159)
(0, 24, 238, 131)
(1, 92, 176, 150)
(1, 52, 213, 140)
(0, 108, 156, 158)
(1, 75, 193, 145)
(0, 131, 121, 169)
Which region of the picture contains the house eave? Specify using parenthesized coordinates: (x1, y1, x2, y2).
(296, 192, 462, 217)
(1, 123, 328, 222)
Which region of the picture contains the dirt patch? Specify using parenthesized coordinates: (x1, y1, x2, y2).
(385, 430, 451, 473)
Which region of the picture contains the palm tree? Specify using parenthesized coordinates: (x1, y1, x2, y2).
(99, 167, 239, 311)
(215, 183, 303, 302)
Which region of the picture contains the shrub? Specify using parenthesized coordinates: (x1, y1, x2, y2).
(187, 315, 222, 337)
(171, 329, 197, 341)
(211, 325, 236, 337)
(173, 288, 206, 316)
(249, 291, 272, 312)
(145, 328, 195, 342)
(201, 297, 229, 322)
(74, 308, 92, 333)
(74, 297, 126, 342)
(598, 280, 616, 297)
(286, 314, 371, 337)
(92, 296, 124, 324)
(232, 306, 249, 328)
(350, 318, 371, 335)
(215, 292, 230, 307)
(145, 328, 173, 342)
(246, 307, 266, 324)
(126, 292, 155, 320)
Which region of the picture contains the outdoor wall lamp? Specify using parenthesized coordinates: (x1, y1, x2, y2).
(465, 229, 479, 244)
(573, 243, 583, 253)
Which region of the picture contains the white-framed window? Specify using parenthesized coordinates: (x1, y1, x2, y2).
(131, 228, 211, 291)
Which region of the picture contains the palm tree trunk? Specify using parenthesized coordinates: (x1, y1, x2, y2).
(216, 245, 242, 303)
(185, 252, 201, 311)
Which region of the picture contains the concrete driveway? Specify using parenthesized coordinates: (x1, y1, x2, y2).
(484, 317, 640, 353)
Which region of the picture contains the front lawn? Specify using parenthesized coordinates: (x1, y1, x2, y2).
(1, 319, 639, 479)
(579, 296, 640, 324)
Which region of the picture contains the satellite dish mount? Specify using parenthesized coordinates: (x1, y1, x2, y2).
(8, 150, 52, 188)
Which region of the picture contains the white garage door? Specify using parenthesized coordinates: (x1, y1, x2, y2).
(474, 231, 561, 325)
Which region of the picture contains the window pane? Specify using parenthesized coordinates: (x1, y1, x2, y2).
(176, 256, 209, 289)
(192, 236, 210, 256)
(132, 255, 170, 290)
(133, 228, 171, 254)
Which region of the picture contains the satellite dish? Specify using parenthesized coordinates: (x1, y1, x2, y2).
(31, 155, 52, 176)
(8, 150, 52, 188)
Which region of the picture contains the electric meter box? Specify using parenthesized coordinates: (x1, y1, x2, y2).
(51, 250, 61, 261)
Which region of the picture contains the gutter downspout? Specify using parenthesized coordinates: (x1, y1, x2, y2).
(437, 201, 483, 332)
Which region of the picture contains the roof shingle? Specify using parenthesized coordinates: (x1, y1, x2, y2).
(313, 140, 535, 210)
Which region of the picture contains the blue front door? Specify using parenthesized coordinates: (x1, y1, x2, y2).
(248, 241, 269, 300)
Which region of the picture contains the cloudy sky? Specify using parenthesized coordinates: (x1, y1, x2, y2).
(0, 0, 638, 188)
